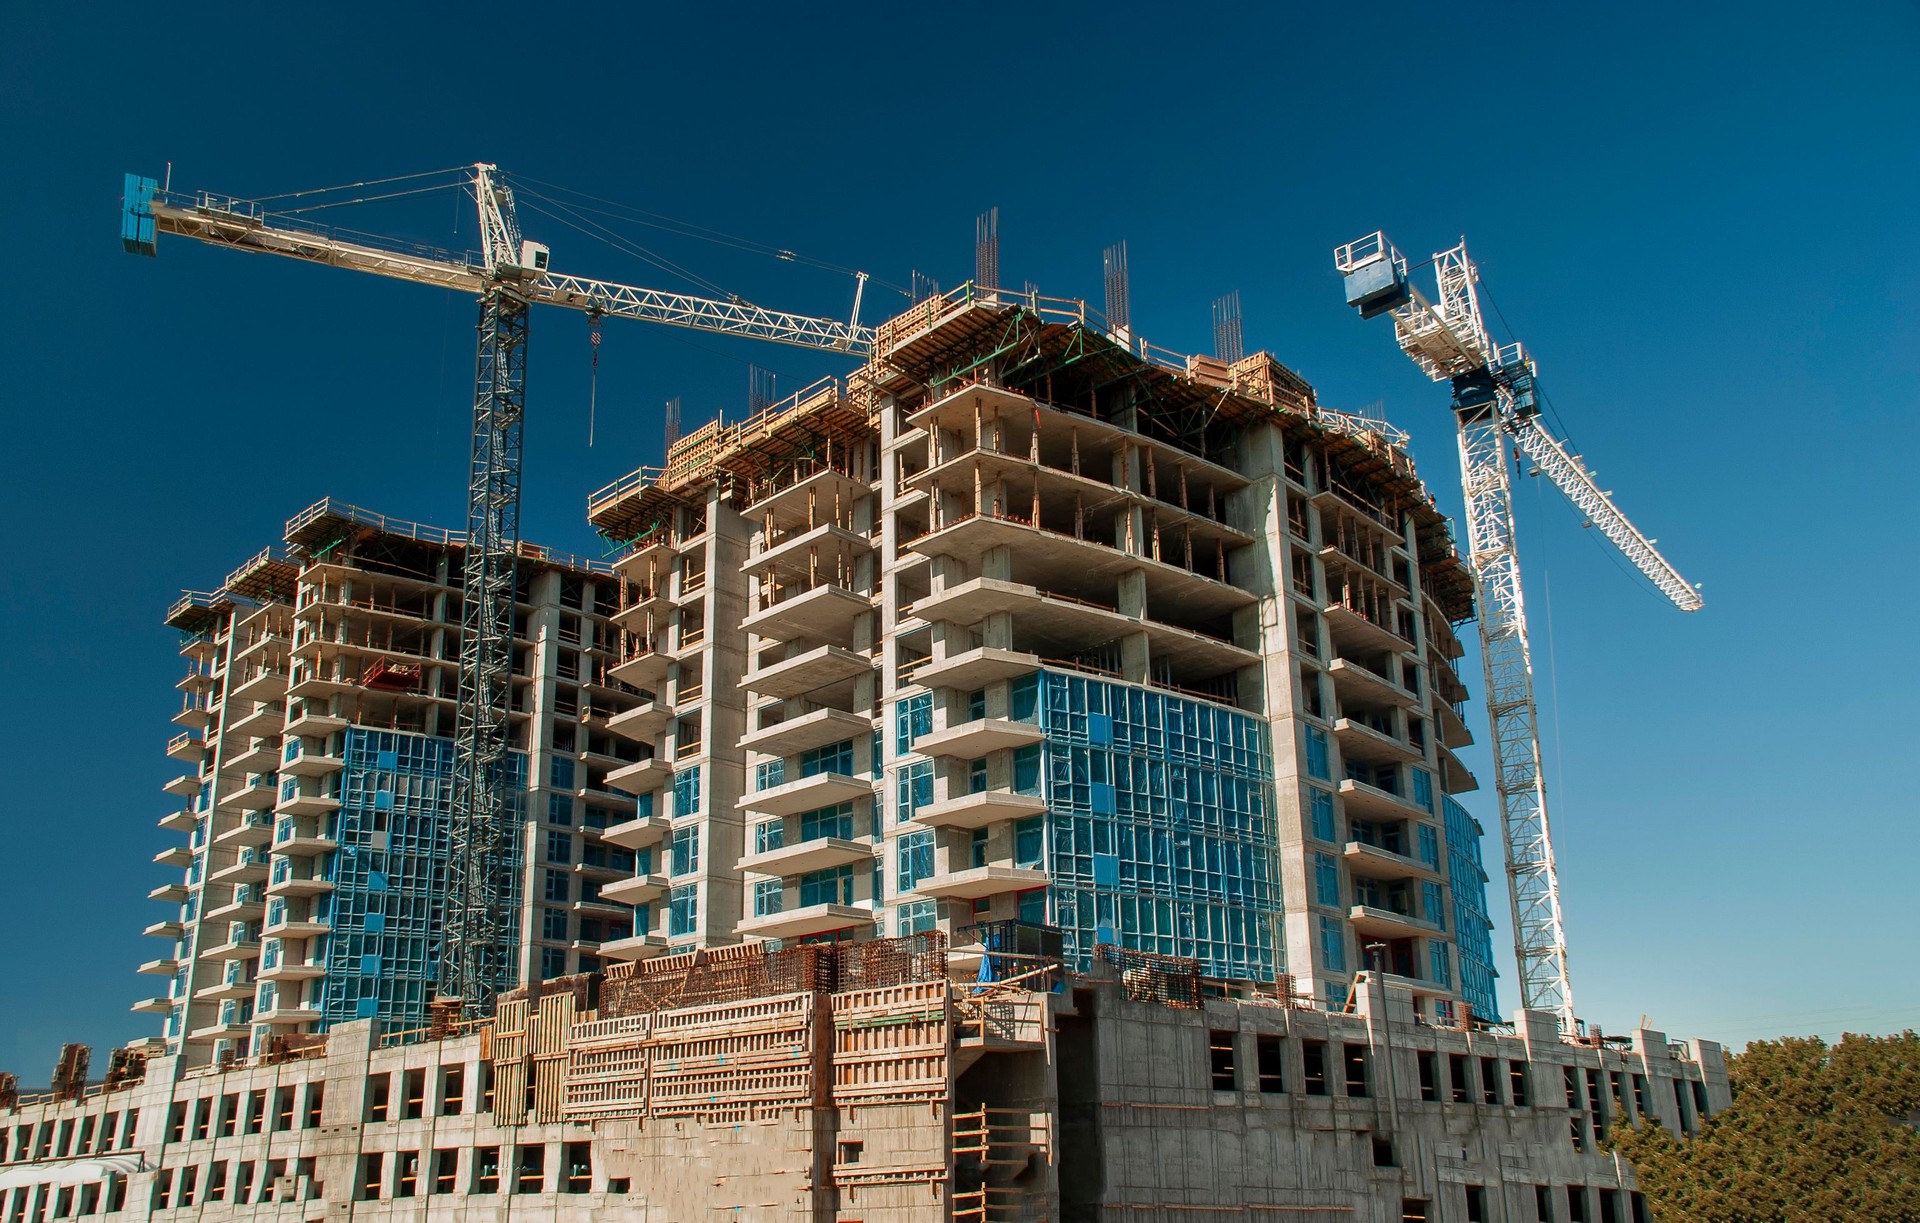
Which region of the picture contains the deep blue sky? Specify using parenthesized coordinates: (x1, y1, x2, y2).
(3, 2, 1915, 1072)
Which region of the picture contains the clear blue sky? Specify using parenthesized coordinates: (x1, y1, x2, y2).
(3, 2, 1915, 1074)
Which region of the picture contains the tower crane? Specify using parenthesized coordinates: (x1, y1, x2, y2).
(122, 164, 875, 1018)
(1333, 233, 1701, 1031)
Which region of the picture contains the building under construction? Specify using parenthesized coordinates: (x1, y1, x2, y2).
(0, 283, 1732, 1221)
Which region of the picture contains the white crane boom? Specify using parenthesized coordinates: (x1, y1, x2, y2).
(1334, 231, 1703, 1032)
(139, 184, 874, 355)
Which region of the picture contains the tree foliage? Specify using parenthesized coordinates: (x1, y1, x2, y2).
(1611, 1030, 1920, 1221)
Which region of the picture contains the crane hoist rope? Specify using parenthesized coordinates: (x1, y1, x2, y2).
(1334, 231, 1702, 1033)
(122, 162, 874, 1021)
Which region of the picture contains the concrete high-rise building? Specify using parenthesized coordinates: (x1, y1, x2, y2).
(584, 288, 1502, 1022)
(138, 500, 647, 1065)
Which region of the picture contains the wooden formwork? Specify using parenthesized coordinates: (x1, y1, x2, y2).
(563, 1013, 652, 1119)
(491, 997, 529, 1126)
(831, 981, 952, 1106)
(648, 992, 819, 1119)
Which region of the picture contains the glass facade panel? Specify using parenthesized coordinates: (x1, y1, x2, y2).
(320, 728, 525, 1030)
(1032, 671, 1281, 980)
(896, 830, 933, 893)
(1313, 853, 1341, 907)
(1444, 797, 1501, 1018)
(1303, 727, 1330, 781)
(895, 693, 932, 754)
(1309, 786, 1336, 841)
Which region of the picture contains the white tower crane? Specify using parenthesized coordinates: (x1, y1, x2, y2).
(122, 164, 873, 1018)
(1333, 233, 1701, 1031)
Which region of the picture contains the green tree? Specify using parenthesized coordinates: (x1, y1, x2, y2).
(1610, 1030, 1920, 1221)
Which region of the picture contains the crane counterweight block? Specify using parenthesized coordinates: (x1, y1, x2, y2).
(121, 173, 159, 257)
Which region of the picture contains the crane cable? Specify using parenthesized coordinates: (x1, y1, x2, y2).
(587, 310, 603, 448)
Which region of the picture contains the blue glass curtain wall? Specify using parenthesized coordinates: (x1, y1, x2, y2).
(1027, 670, 1282, 981)
(1443, 796, 1501, 1018)
(319, 728, 527, 1029)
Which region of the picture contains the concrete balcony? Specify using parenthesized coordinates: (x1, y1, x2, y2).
(915, 718, 1044, 760)
(611, 532, 674, 578)
(186, 1022, 252, 1044)
(275, 787, 341, 818)
(212, 814, 275, 850)
(1338, 778, 1429, 821)
(573, 896, 633, 921)
(147, 882, 189, 904)
(910, 646, 1042, 691)
(608, 697, 670, 742)
(744, 466, 869, 531)
(1322, 602, 1412, 655)
(208, 857, 269, 888)
(1327, 658, 1419, 711)
(736, 902, 872, 941)
(265, 873, 336, 899)
(280, 744, 345, 778)
(739, 836, 873, 878)
(600, 874, 669, 906)
(911, 515, 1257, 625)
(916, 577, 1257, 678)
(166, 732, 206, 764)
(606, 756, 672, 796)
(609, 647, 671, 691)
(578, 784, 638, 811)
(230, 667, 289, 704)
(159, 809, 199, 834)
(1439, 749, 1478, 795)
(1435, 700, 1473, 750)
(258, 961, 327, 984)
(142, 920, 185, 940)
(1348, 904, 1441, 941)
(736, 772, 872, 818)
(284, 706, 349, 738)
(137, 957, 181, 976)
(131, 997, 173, 1016)
(227, 739, 280, 774)
(741, 583, 871, 650)
(194, 977, 256, 1003)
(255, 1004, 324, 1026)
(741, 644, 871, 700)
(914, 790, 1047, 831)
(917, 865, 1049, 900)
(286, 670, 355, 702)
(204, 896, 266, 925)
(740, 707, 873, 759)
(229, 702, 286, 738)
(610, 585, 670, 629)
(162, 772, 203, 799)
(598, 933, 672, 961)
(272, 821, 339, 856)
(1334, 718, 1423, 767)
(198, 935, 261, 961)
(153, 845, 194, 869)
(601, 813, 671, 851)
(1343, 841, 1439, 883)
(264, 914, 332, 940)
(218, 779, 279, 813)
(744, 522, 872, 578)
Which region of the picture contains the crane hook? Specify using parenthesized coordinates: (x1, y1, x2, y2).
(587, 308, 604, 447)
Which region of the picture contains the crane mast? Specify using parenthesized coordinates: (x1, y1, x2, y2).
(1334, 233, 1701, 1031)
(124, 164, 873, 1018)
